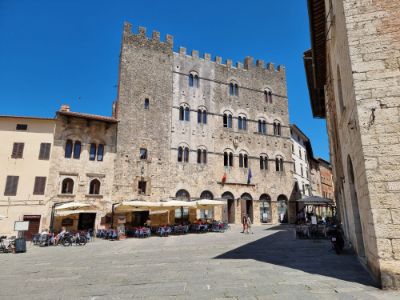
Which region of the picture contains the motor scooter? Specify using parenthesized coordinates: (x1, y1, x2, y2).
(330, 224, 344, 254)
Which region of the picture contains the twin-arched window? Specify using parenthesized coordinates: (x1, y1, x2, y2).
(197, 148, 207, 164)
(238, 116, 247, 130)
(189, 73, 199, 88)
(223, 112, 233, 128)
(178, 146, 190, 163)
(238, 153, 249, 168)
(179, 105, 190, 121)
(258, 119, 267, 134)
(275, 156, 284, 172)
(260, 155, 268, 170)
(197, 108, 207, 124)
(224, 151, 234, 167)
(264, 89, 273, 103)
(273, 121, 281, 136)
(229, 82, 239, 96)
(89, 143, 105, 161)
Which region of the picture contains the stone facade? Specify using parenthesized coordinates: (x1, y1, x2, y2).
(0, 116, 55, 237)
(306, 0, 400, 289)
(44, 106, 117, 232)
(114, 23, 294, 225)
(318, 158, 334, 200)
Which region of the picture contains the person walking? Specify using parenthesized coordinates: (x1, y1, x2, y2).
(247, 216, 253, 234)
(241, 215, 248, 233)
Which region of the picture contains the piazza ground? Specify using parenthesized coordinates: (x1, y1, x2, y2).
(0, 225, 399, 299)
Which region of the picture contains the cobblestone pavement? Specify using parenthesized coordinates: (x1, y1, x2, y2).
(0, 225, 399, 299)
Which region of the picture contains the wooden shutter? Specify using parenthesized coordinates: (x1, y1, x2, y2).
(39, 143, 51, 160)
(4, 176, 19, 196)
(33, 177, 46, 195)
(11, 143, 24, 158)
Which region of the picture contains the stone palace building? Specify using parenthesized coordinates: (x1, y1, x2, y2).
(305, 0, 400, 289)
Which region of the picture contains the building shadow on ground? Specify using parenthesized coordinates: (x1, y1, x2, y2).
(215, 225, 377, 287)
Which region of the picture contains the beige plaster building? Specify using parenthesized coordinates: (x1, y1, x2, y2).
(113, 23, 294, 225)
(0, 116, 55, 239)
(305, 0, 400, 289)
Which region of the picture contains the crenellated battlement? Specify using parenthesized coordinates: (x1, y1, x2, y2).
(123, 21, 285, 74)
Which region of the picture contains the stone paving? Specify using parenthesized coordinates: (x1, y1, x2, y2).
(0, 225, 399, 299)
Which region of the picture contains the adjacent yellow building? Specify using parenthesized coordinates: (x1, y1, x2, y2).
(0, 116, 55, 239)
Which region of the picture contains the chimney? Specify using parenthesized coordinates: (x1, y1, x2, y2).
(60, 104, 70, 112)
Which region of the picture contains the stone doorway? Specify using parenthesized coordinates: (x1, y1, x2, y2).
(277, 195, 288, 223)
(222, 191, 235, 224)
(240, 193, 253, 223)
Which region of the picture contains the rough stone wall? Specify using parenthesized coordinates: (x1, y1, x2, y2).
(290, 132, 311, 198)
(319, 161, 334, 200)
(113, 23, 174, 203)
(115, 23, 293, 225)
(324, 0, 400, 289)
(45, 114, 117, 230)
(309, 159, 322, 197)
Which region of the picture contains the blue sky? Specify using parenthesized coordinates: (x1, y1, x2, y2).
(0, 0, 329, 160)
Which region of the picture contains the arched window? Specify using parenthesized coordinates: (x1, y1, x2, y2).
(238, 115, 247, 130)
(224, 151, 234, 167)
(264, 90, 272, 103)
(183, 147, 189, 162)
(273, 121, 281, 136)
(229, 82, 239, 96)
(89, 143, 97, 161)
(260, 194, 271, 223)
(176, 189, 190, 201)
(275, 156, 284, 172)
(144, 98, 150, 110)
(179, 106, 184, 121)
(97, 144, 104, 161)
(73, 141, 81, 159)
(239, 153, 248, 168)
(61, 178, 74, 194)
(223, 112, 233, 128)
(184, 107, 190, 121)
(189, 74, 194, 87)
(177, 146, 183, 162)
(194, 74, 199, 87)
(89, 179, 101, 195)
(197, 108, 207, 124)
(200, 190, 213, 200)
(258, 119, 267, 134)
(260, 155, 268, 170)
(65, 139, 73, 158)
(197, 148, 207, 164)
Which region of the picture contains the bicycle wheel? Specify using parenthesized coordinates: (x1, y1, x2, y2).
(61, 237, 72, 246)
(77, 236, 87, 246)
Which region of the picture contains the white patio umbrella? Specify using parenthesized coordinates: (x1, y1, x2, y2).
(55, 202, 92, 210)
(158, 200, 196, 208)
(56, 210, 98, 217)
(195, 199, 226, 207)
(115, 200, 161, 212)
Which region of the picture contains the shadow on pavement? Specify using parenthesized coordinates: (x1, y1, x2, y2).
(215, 225, 377, 287)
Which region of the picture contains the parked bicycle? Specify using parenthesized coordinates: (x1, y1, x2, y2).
(58, 232, 87, 246)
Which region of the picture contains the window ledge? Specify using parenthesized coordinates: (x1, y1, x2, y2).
(58, 194, 75, 197)
(85, 194, 103, 198)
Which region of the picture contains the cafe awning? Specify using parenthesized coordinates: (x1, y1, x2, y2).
(196, 199, 226, 207)
(115, 200, 160, 212)
(297, 195, 334, 206)
(158, 200, 196, 208)
(55, 210, 98, 216)
(55, 202, 93, 210)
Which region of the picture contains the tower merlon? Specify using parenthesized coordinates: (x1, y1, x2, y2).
(256, 59, 265, 68)
(152, 30, 160, 41)
(277, 65, 285, 74)
(138, 26, 147, 37)
(244, 56, 254, 70)
(204, 53, 211, 61)
(216, 56, 222, 64)
(236, 62, 243, 69)
(179, 47, 187, 55)
(226, 59, 233, 67)
(267, 62, 275, 71)
(166, 34, 174, 47)
(191, 50, 199, 58)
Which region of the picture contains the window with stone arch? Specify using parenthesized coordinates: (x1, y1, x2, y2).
(273, 120, 282, 136)
(223, 149, 234, 167)
(61, 178, 74, 194)
(176, 189, 190, 201)
(177, 144, 190, 163)
(264, 88, 273, 104)
(258, 119, 267, 134)
(89, 179, 101, 195)
(238, 114, 247, 131)
(223, 111, 233, 128)
(200, 190, 213, 200)
(197, 146, 207, 164)
(144, 98, 150, 110)
(238, 151, 249, 168)
(197, 106, 207, 124)
(229, 81, 239, 96)
(189, 72, 199, 88)
(179, 103, 190, 121)
(275, 155, 284, 172)
(260, 154, 268, 170)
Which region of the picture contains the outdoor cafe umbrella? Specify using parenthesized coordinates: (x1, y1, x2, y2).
(195, 199, 226, 208)
(55, 202, 92, 210)
(116, 200, 161, 211)
(158, 200, 196, 208)
(0, 214, 6, 220)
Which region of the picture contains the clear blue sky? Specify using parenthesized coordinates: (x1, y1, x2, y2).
(0, 0, 329, 160)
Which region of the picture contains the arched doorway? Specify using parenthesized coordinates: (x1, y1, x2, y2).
(259, 194, 271, 223)
(277, 194, 288, 223)
(240, 193, 253, 222)
(175, 189, 190, 223)
(222, 191, 235, 224)
(347, 156, 365, 257)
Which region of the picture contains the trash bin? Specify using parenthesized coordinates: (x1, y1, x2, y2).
(14, 238, 27, 253)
